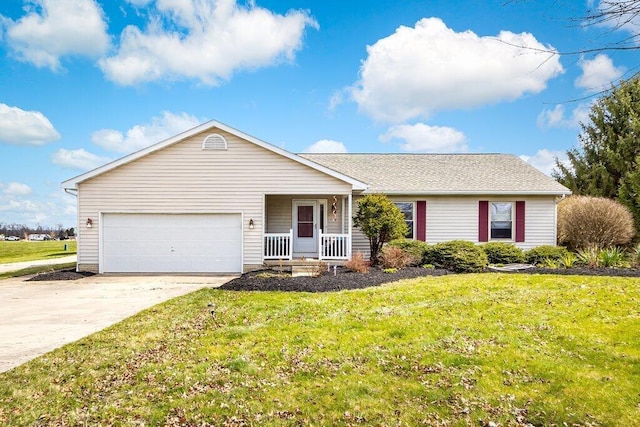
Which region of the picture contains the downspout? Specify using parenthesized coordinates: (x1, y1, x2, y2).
(347, 193, 353, 258)
(63, 187, 79, 271)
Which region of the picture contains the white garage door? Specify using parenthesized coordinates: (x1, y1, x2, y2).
(102, 213, 242, 273)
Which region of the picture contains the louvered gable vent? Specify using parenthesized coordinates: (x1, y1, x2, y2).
(203, 133, 228, 150)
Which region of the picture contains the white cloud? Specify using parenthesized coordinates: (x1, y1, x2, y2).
(575, 54, 625, 92)
(51, 148, 111, 171)
(379, 123, 467, 152)
(0, 198, 38, 213)
(91, 111, 201, 153)
(0, 103, 60, 146)
(3, 0, 109, 70)
(350, 17, 564, 123)
(520, 149, 567, 176)
(2, 182, 33, 196)
(537, 103, 591, 129)
(590, 1, 640, 38)
(303, 139, 348, 153)
(126, 0, 153, 6)
(99, 0, 318, 85)
(0, 189, 78, 228)
(328, 90, 345, 112)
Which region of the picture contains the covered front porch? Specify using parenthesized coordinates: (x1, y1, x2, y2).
(262, 194, 353, 261)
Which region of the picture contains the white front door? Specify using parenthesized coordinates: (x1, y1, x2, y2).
(293, 200, 318, 257)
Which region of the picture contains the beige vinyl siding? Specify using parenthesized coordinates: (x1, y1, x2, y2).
(77, 129, 351, 270)
(265, 196, 292, 234)
(425, 197, 478, 243)
(427, 196, 558, 249)
(514, 197, 557, 249)
(351, 195, 559, 259)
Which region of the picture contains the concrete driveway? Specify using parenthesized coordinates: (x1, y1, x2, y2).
(0, 274, 235, 373)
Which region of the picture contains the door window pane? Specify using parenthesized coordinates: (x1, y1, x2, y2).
(298, 223, 313, 238)
(297, 205, 314, 238)
(298, 206, 313, 222)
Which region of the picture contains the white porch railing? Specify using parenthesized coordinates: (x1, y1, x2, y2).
(264, 230, 293, 260)
(319, 232, 350, 260)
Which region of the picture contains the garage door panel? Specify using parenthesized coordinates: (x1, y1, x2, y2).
(102, 213, 242, 273)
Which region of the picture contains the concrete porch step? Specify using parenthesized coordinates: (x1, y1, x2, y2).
(264, 259, 345, 276)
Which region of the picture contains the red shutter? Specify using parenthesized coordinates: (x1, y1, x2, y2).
(416, 201, 426, 241)
(515, 201, 525, 242)
(479, 201, 489, 242)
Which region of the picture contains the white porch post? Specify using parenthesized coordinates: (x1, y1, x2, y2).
(341, 197, 346, 234)
(347, 193, 353, 258)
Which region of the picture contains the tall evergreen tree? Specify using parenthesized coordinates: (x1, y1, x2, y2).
(554, 77, 640, 231)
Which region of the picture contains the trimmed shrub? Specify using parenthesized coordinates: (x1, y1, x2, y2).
(558, 196, 635, 251)
(387, 239, 429, 266)
(525, 245, 569, 266)
(424, 240, 488, 273)
(353, 194, 408, 263)
(345, 252, 369, 273)
(481, 242, 525, 264)
(380, 246, 415, 269)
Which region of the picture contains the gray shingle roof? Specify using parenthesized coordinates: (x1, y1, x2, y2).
(299, 153, 570, 195)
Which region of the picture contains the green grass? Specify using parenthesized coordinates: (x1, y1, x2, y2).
(0, 263, 77, 280)
(1, 274, 639, 425)
(0, 240, 76, 263)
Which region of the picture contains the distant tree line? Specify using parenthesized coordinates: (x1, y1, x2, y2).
(0, 223, 75, 240)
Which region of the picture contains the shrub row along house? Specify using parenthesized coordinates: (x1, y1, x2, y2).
(62, 120, 570, 274)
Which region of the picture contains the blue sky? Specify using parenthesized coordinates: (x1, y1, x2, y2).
(0, 0, 636, 228)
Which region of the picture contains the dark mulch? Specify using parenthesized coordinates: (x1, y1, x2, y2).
(220, 265, 640, 293)
(219, 266, 449, 293)
(27, 268, 95, 281)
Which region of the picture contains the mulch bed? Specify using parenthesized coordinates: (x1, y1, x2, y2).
(220, 265, 640, 293)
(219, 266, 449, 293)
(27, 268, 95, 281)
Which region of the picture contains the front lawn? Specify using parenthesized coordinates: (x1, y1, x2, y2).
(0, 240, 76, 263)
(0, 263, 77, 280)
(1, 274, 639, 425)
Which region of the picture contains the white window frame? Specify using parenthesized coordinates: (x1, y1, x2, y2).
(394, 201, 416, 240)
(489, 201, 514, 241)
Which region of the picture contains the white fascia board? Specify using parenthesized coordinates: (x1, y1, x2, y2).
(61, 119, 368, 191)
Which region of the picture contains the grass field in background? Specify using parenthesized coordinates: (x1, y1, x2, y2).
(0, 240, 76, 264)
(1, 273, 638, 425)
(0, 263, 77, 280)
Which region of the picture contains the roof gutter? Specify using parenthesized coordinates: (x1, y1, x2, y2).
(362, 190, 572, 196)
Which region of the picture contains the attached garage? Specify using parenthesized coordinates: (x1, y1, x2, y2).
(101, 213, 242, 273)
